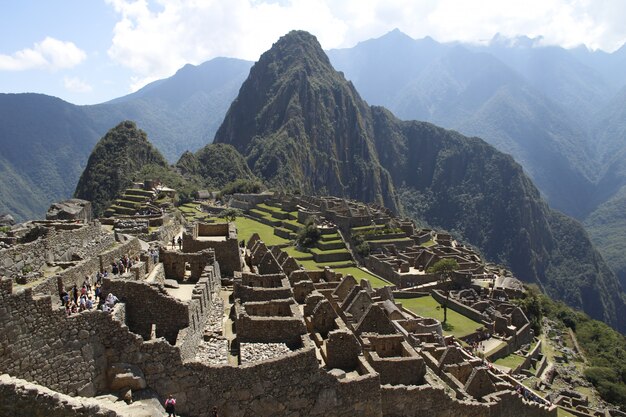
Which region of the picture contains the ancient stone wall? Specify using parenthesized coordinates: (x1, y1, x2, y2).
(0, 279, 108, 397)
(380, 384, 556, 417)
(0, 223, 112, 279)
(182, 231, 241, 277)
(98, 237, 142, 273)
(432, 290, 487, 325)
(177, 264, 222, 362)
(101, 278, 189, 344)
(0, 374, 125, 417)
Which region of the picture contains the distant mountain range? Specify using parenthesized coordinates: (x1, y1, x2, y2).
(327, 29, 626, 286)
(3, 29, 626, 288)
(0, 57, 251, 221)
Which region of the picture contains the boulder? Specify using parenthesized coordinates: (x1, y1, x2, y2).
(164, 279, 180, 289)
(108, 363, 147, 391)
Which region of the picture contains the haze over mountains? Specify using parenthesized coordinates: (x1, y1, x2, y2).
(3, 28, 626, 286)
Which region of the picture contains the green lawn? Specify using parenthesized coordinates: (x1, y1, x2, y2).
(421, 239, 435, 247)
(310, 247, 350, 255)
(400, 296, 484, 339)
(320, 232, 340, 241)
(283, 246, 314, 260)
(206, 216, 290, 246)
(298, 259, 354, 270)
(493, 353, 525, 370)
(257, 203, 284, 213)
(234, 217, 290, 246)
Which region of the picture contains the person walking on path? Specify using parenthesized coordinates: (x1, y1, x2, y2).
(164, 394, 176, 417)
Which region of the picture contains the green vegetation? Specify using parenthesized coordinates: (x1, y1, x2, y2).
(493, 353, 525, 370)
(220, 179, 264, 196)
(176, 143, 258, 191)
(74, 121, 171, 217)
(400, 296, 483, 339)
(428, 258, 459, 278)
(0, 226, 10, 233)
(233, 216, 289, 246)
(518, 285, 626, 410)
(427, 258, 459, 323)
(296, 217, 321, 247)
(219, 208, 243, 222)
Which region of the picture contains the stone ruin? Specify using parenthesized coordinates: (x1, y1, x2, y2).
(0, 197, 559, 417)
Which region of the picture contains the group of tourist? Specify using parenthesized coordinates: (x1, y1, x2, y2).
(110, 254, 139, 275)
(59, 270, 121, 316)
(148, 247, 159, 264)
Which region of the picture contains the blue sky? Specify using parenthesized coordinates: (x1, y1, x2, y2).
(2, 0, 625, 105)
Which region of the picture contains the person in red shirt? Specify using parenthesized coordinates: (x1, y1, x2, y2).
(164, 394, 176, 417)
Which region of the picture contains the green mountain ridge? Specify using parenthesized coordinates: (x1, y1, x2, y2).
(73, 121, 170, 217)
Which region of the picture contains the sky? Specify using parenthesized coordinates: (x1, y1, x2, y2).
(1, 0, 626, 105)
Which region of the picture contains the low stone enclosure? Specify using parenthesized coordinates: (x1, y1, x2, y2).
(0, 196, 560, 417)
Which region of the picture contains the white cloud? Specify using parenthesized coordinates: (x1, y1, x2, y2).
(0, 37, 87, 71)
(105, 0, 626, 91)
(64, 76, 93, 93)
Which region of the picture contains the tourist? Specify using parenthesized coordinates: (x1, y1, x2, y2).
(177, 236, 182, 250)
(112, 262, 119, 275)
(212, 406, 218, 417)
(94, 283, 102, 301)
(105, 293, 119, 307)
(72, 284, 78, 304)
(172, 236, 175, 248)
(60, 289, 69, 306)
(86, 296, 94, 310)
(164, 394, 176, 417)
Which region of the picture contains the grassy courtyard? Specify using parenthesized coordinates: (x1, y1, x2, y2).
(400, 296, 484, 339)
(493, 353, 525, 370)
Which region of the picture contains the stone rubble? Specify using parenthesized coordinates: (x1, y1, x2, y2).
(195, 338, 229, 365)
(240, 342, 291, 364)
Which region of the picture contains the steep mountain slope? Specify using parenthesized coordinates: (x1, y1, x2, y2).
(214, 31, 399, 212)
(176, 143, 257, 189)
(213, 30, 626, 331)
(328, 32, 599, 218)
(0, 93, 101, 221)
(477, 36, 613, 124)
(584, 86, 626, 286)
(84, 57, 252, 162)
(74, 121, 170, 216)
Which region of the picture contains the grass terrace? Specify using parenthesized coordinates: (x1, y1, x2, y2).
(493, 353, 525, 370)
(400, 295, 484, 339)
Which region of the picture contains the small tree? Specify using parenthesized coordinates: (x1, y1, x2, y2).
(219, 208, 242, 222)
(296, 217, 321, 248)
(428, 258, 459, 323)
